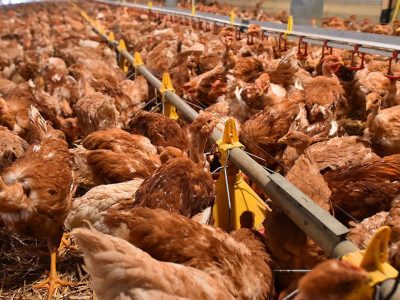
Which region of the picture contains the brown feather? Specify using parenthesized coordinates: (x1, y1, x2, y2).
(74, 92, 119, 136)
(128, 110, 189, 152)
(103, 207, 273, 299)
(240, 101, 301, 167)
(295, 260, 369, 300)
(87, 149, 158, 183)
(133, 157, 215, 217)
(0, 126, 28, 170)
(324, 154, 400, 220)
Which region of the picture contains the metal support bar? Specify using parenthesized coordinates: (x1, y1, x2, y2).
(92, 0, 400, 57)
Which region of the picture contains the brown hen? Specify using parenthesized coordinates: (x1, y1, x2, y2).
(115, 76, 148, 126)
(265, 131, 330, 273)
(304, 55, 347, 122)
(240, 100, 301, 167)
(75, 128, 160, 184)
(99, 207, 273, 299)
(131, 111, 217, 217)
(128, 110, 189, 152)
(364, 93, 400, 156)
(133, 157, 214, 217)
(74, 92, 119, 136)
(0, 106, 74, 299)
(295, 260, 369, 300)
(73, 227, 235, 300)
(324, 154, 400, 221)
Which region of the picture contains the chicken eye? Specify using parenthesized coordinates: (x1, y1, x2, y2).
(48, 189, 57, 196)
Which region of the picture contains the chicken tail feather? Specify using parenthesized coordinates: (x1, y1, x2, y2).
(29, 105, 48, 136)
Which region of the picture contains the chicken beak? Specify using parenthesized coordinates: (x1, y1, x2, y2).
(365, 103, 372, 113)
(365, 95, 380, 113)
(332, 61, 344, 73)
(278, 136, 287, 144)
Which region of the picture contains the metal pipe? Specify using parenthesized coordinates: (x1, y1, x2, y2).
(227, 147, 352, 256)
(93, 0, 400, 57)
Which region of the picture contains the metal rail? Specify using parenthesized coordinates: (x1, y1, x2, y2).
(85, 6, 400, 298)
(0, 0, 60, 5)
(92, 0, 400, 57)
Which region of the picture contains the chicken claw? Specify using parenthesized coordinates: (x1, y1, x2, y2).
(34, 251, 73, 300)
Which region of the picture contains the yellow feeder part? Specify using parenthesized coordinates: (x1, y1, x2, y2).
(80, 11, 92, 23)
(118, 39, 127, 52)
(284, 15, 293, 38)
(342, 226, 399, 300)
(108, 31, 115, 42)
(160, 73, 179, 120)
(133, 52, 144, 67)
(229, 10, 235, 25)
(191, 2, 196, 16)
(214, 171, 268, 231)
(93, 21, 105, 35)
(213, 119, 268, 231)
(117, 39, 129, 73)
(71, 2, 79, 10)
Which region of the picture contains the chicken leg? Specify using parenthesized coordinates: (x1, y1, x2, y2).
(34, 250, 72, 300)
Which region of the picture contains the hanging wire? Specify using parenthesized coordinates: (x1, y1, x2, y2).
(142, 96, 159, 109)
(211, 166, 223, 175)
(375, 284, 381, 300)
(282, 289, 299, 300)
(180, 98, 210, 111)
(185, 93, 209, 110)
(273, 269, 311, 273)
(223, 150, 232, 231)
(243, 150, 276, 174)
(331, 202, 359, 223)
(381, 272, 400, 300)
(150, 102, 162, 112)
(127, 68, 136, 80)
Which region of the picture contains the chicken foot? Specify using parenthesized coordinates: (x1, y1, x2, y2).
(34, 250, 73, 300)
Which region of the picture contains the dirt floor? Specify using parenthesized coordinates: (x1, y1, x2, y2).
(0, 229, 94, 300)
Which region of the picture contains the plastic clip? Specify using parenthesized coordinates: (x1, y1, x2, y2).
(342, 226, 398, 300)
(321, 40, 333, 58)
(118, 39, 129, 73)
(108, 31, 115, 42)
(278, 33, 288, 52)
(384, 51, 400, 81)
(346, 44, 365, 71)
(230, 10, 235, 26)
(213, 119, 268, 232)
(284, 15, 293, 38)
(297, 36, 308, 60)
(160, 73, 178, 120)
